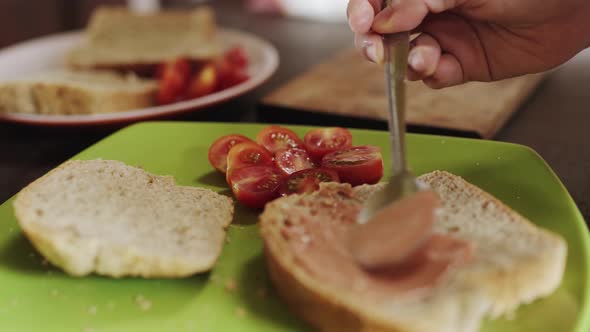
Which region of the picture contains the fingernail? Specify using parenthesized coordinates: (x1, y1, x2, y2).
(408, 50, 424, 72)
(372, 6, 394, 31)
(364, 43, 378, 63)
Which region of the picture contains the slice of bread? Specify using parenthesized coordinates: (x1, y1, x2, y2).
(260, 171, 567, 332)
(66, 6, 221, 69)
(0, 70, 157, 115)
(13, 159, 234, 278)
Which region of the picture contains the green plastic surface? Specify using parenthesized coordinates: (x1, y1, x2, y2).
(0, 121, 588, 332)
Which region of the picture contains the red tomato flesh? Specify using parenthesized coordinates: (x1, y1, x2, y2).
(186, 64, 218, 99)
(279, 168, 340, 196)
(229, 166, 285, 208)
(215, 56, 249, 90)
(156, 58, 192, 105)
(225, 46, 249, 70)
(208, 134, 253, 173)
(304, 127, 353, 161)
(226, 141, 274, 183)
(321, 146, 384, 186)
(274, 148, 315, 175)
(256, 126, 305, 155)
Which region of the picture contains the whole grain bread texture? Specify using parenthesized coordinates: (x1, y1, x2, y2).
(13, 159, 234, 278)
(259, 170, 567, 332)
(0, 70, 157, 115)
(66, 6, 221, 69)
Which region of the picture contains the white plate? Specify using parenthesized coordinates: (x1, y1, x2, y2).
(0, 29, 279, 126)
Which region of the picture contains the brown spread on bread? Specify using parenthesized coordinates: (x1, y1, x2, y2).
(281, 185, 472, 299)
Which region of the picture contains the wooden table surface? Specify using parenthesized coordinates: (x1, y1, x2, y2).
(0, 0, 589, 225)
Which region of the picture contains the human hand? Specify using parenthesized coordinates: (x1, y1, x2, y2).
(347, 0, 590, 88)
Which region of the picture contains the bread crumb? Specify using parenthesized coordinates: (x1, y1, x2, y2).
(83, 328, 94, 332)
(50, 289, 59, 297)
(209, 274, 219, 283)
(235, 307, 247, 318)
(224, 279, 237, 292)
(134, 295, 152, 311)
(107, 301, 116, 310)
(87, 306, 97, 315)
(447, 226, 460, 233)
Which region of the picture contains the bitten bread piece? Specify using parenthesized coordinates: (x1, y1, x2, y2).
(67, 6, 221, 69)
(0, 70, 157, 115)
(13, 159, 234, 278)
(260, 171, 567, 332)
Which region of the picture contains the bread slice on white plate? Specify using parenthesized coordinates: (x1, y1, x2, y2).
(66, 6, 221, 69)
(260, 171, 567, 332)
(0, 70, 157, 115)
(13, 159, 234, 278)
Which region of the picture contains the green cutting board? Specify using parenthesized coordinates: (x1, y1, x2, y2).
(0, 122, 587, 332)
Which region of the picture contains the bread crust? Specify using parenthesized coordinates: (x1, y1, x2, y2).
(0, 71, 157, 115)
(66, 6, 221, 69)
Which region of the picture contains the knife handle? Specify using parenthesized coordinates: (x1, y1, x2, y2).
(383, 32, 410, 176)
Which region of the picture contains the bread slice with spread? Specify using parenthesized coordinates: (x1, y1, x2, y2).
(260, 170, 566, 332)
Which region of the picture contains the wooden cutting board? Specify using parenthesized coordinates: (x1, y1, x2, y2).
(262, 49, 545, 138)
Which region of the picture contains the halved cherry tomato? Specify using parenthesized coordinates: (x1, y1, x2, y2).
(226, 141, 274, 183)
(156, 58, 192, 105)
(321, 146, 384, 186)
(279, 168, 340, 196)
(256, 126, 305, 155)
(208, 134, 253, 173)
(274, 148, 315, 176)
(229, 166, 285, 208)
(304, 127, 353, 161)
(186, 64, 218, 99)
(216, 59, 249, 90)
(224, 46, 249, 70)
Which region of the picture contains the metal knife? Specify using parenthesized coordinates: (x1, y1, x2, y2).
(357, 16, 417, 224)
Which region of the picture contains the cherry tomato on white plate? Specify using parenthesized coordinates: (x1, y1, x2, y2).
(156, 58, 192, 105)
